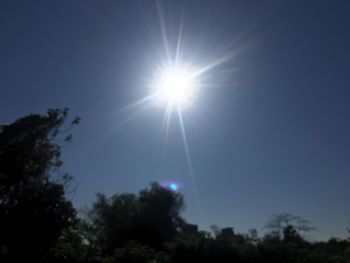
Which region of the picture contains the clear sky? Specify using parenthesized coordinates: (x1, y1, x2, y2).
(1, 1, 350, 240)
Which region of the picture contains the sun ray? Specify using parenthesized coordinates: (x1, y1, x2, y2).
(156, 0, 171, 64)
(193, 49, 240, 77)
(160, 102, 173, 153)
(124, 94, 157, 110)
(175, 13, 184, 65)
(162, 103, 173, 139)
(177, 106, 201, 215)
(158, 103, 173, 179)
(101, 103, 151, 141)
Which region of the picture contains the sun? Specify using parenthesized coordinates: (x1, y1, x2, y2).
(161, 70, 193, 102)
(154, 66, 197, 108)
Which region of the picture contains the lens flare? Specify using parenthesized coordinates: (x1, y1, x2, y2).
(161, 181, 182, 192)
(170, 182, 178, 191)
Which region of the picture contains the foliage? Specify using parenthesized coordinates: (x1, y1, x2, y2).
(87, 182, 184, 257)
(111, 241, 170, 263)
(0, 109, 79, 262)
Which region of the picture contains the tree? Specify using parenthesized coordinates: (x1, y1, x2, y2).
(87, 182, 185, 256)
(88, 192, 140, 255)
(0, 109, 79, 262)
(264, 212, 315, 239)
(137, 182, 185, 248)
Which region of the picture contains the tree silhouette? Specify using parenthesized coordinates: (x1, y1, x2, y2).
(0, 109, 79, 262)
(137, 182, 185, 248)
(264, 212, 315, 239)
(87, 192, 140, 255)
(87, 182, 184, 257)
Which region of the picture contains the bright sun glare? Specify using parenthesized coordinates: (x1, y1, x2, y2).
(155, 67, 196, 108)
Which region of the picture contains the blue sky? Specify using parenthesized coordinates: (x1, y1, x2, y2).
(1, 1, 350, 240)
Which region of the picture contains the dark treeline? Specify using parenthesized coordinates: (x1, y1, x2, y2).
(1, 109, 350, 263)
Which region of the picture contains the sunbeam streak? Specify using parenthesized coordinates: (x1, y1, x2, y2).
(161, 103, 173, 141)
(177, 106, 201, 214)
(175, 13, 184, 65)
(118, 94, 157, 112)
(193, 49, 240, 77)
(102, 103, 151, 140)
(156, 0, 171, 63)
